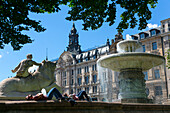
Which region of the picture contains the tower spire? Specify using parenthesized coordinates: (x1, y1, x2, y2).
(71, 22, 77, 34)
(67, 22, 81, 54)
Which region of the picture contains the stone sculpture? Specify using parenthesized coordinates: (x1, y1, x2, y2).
(11, 54, 41, 78)
(0, 60, 60, 98)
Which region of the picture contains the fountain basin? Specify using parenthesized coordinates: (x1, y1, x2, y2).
(117, 40, 142, 52)
(98, 52, 165, 72)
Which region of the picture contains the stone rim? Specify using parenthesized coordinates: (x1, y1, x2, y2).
(97, 52, 165, 72)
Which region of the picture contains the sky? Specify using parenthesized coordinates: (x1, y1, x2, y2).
(0, 0, 170, 82)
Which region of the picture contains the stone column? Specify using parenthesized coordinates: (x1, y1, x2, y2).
(118, 68, 147, 102)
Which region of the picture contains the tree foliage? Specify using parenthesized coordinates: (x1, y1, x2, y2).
(0, 0, 158, 50)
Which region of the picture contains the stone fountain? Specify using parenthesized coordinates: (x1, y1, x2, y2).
(97, 38, 165, 103)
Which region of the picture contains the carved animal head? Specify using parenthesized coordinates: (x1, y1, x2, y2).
(35, 61, 56, 77)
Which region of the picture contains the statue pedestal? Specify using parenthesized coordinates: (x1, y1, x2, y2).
(118, 68, 147, 101)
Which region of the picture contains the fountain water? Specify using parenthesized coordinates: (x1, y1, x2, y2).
(97, 39, 165, 103)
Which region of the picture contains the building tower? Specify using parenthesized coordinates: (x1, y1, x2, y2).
(67, 23, 81, 54)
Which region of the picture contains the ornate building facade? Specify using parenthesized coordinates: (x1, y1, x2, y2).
(128, 18, 170, 103)
(55, 18, 170, 103)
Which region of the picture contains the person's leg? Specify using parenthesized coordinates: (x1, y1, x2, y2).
(47, 87, 62, 100)
(76, 91, 82, 96)
(77, 91, 88, 100)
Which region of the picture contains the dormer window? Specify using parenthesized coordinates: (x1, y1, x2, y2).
(131, 35, 138, 40)
(93, 55, 96, 59)
(140, 33, 145, 39)
(151, 30, 156, 36)
(78, 59, 82, 63)
(86, 57, 89, 61)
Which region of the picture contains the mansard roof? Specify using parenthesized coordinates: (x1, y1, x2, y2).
(52, 43, 109, 64)
(75, 44, 109, 60)
(131, 27, 161, 39)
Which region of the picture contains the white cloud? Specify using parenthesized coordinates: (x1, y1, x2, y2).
(6, 52, 9, 54)
(0, 55, 2, 59)
(147, 23, 158, 29)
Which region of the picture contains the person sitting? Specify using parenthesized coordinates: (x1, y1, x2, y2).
(11, 54, 42, 78)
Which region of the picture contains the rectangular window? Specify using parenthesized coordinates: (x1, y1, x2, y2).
(162, 25, 165, 33)
(151, 30, 156, 36)
(77, 68, 81, 74)
(85, 66, 89, 73)
(93, 86, 97, 93)
(77, 68, 79, 74)
(63, 71, 67, 78)
(71, 89, 73, 94)
(140, 33, 145, 39)
(93, 75, 97, 83)
(143, 71, 148, 80)
(77, 88, 81, 93)
(71, 79, 74, 85)
(87, 66, 89, 72)
(85, 87, 89, 94)
(78, 77, 82, 85)
(85, 67, 86, 73)
(63, 80, 67, 86)
(154, 69, 160, 79)
(142, 45, 145, 52)
(154, 86, 162, 96)
(85, 76, 89, 84)
(79, 68, 81, 74)
(92, 65, 94, 71)
(71, 70, 74, 75)
(152, 42, 157, 50)
(92, 64, 97, 71)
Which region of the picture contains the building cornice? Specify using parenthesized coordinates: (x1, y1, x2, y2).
(161, 18, 170, 23)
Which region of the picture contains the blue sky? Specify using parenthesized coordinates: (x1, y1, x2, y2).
(0, 0, 170, 82)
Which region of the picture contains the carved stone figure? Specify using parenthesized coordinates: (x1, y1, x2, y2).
(11, 54, 41, 78)
(0, 61, 61, 98)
